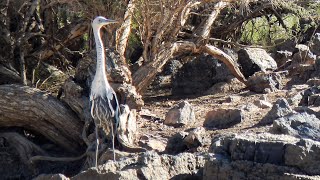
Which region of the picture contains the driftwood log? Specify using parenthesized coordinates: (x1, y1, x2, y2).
(0, 84, 84, 152)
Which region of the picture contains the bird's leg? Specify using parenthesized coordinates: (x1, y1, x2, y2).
(111, 122, 116, 161)
(95, 124, 99, 168)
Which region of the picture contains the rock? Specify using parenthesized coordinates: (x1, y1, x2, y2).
(165, 132, 188, 154)
(211, 132, 320, 175)
(241, 103, 258, 111)
(172, 55, 232, 95)
(285, 138, 320, 175)
(204, 154, 320, 180)
(294, 106, 320, 120)
(308, 94, 320, 106)
(238, 48, 277, 78)
(204, 108, 243, 129)
(260, 98, 294, 125)
(72, 151, 205, 180)
(164, 101, 195, 127)
(34, 174, 69, 180)
(162, 59, 183, 76)
(270, 113, 320, 141)
(138, 135, 166, 152)
(254, 100, 273, 109)
(183, 127, 206, 149)
(247, 71, 283, 93)
(299, 86, 320, 106)
(310, 33, 320, 56)
(204, 78, 246, 95)
(292, 44, 316, 64)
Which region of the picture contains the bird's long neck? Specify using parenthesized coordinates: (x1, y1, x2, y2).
(93, 27, 107, 79)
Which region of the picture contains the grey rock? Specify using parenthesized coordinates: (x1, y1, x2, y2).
(204, 154, 320, 180)
(72, 151, 205, 180)
(247, 71, 282, 93)
(164, 101, 195, 127)
(238, 48, 277, 78)
(270, 113, 320, 141)
(299, 86, 320, 106)
(285, 138, 320, 175)
(254, 100, 273, 109)
(183, 127, 206, 149)
(308, 94, 320, 106)
(35, 174, 69, 180)
(260, 98, 294, 125)
(172, 55, 232, 95)
(211, 132, 320, 175)
(204, 108, 243, 129)
(165, 132, 188, 154)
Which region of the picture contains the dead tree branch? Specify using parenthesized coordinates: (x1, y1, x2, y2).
(0, 84, 84, 152)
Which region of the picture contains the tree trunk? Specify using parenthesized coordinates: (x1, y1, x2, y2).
(0, 84, 84, 152)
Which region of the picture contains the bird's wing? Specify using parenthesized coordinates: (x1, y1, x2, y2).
(90, 86, 120, 124)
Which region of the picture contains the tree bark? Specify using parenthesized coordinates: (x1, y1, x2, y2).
(116, 0, 136, 63)
(0, 84, 84, 152)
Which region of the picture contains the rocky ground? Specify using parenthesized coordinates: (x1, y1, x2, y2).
(32, 34, 320, 179)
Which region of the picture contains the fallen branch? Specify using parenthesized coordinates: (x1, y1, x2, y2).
(0, 84, 84, 152)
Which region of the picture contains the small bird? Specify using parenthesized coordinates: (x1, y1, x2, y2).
(90, 16, 119, 167)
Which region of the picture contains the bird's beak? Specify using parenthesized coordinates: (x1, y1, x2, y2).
(104, 19, 117, 24)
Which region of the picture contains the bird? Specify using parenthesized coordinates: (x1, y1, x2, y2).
(90, 16, 119, 167)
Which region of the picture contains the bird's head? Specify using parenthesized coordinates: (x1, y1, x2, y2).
(92, 16, 117, 29)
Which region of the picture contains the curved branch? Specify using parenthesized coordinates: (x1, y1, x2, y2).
(0, 84, 84, 152)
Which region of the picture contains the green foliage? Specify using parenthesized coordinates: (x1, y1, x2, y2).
(240, 14, 300, 46)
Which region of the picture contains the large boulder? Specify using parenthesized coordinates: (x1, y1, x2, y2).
(211, 133, 320, 175)
(270, 112, 320, 141)
(238, 48, 277, 78)
(172, 55, 232, 95)
(70, 152, 206, 180)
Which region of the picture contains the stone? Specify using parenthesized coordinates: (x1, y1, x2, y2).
(260, 98, 294, 125)
(211, 132, 320, 175)
(299, 86, 320, 106)
(183, 127, 206, 149)
(34, 174, 69, 180)
(247, 71, 282, 93)
(204, 108, 243, 129)
(254, 100, 273, 109)
(164, 101, 195, 127)
(138, 135, 166, 152)
(204, 78, 246, 95)
(165, 132, 188, 154)
(285, 138, 320, 175)
(71, 151, 205, 180)
(292, 44, 316, 65)
(308, 94, 320, 106)
(238, 48, 277, 78)
(203, 154, 320, 180)
(172, 55, 232, 95)
(270, 112, 320, 141)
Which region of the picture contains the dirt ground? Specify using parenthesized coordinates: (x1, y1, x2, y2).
(137, 76, 299, 153)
